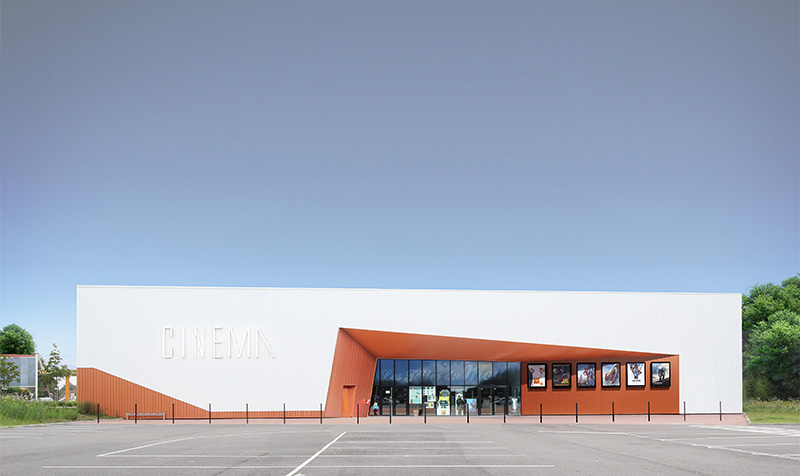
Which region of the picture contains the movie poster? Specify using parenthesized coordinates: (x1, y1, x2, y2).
(528, 363, 546, 388)
(552, 363, 571, 388)
(577, 363, 595, 387)
(467, 398, 477, 415)
(626, 362, 645, 387)
(651, 362, 671, 387)
(409, 386, 422, 404)
(437, 388, 451, 415)
(601, 362, 620, 387)
(423, 386, 436, 408)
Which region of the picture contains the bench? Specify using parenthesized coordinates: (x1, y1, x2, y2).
(125, 412, 166, 420)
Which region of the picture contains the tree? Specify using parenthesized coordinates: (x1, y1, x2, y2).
(0, 357, 20, 392)
(0, 324, 36, 355)
(742, 275, 800, 399)
(39, 344, 70, 399)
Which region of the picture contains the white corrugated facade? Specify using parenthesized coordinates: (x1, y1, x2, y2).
(77, 286, 742, 413)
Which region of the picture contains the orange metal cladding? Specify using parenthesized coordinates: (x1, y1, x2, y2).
(521, 356, 679, 415)
(324, 329, 377, 418)
(332, 328, 679, 415)
(77, 368, 322, 419)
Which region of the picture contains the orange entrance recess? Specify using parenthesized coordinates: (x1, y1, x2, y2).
(325, 328, 679, 417)
(78, 328, 678, 419)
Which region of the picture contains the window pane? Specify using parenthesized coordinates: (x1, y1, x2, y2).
(380, 359, 394, 386)
(478, 362, 493, 385)
(394, 360, 408, 387)
(408, 360, 422, 386)
(450, 361, 465, 385)
(493, 361, 508, 385)
(422, 360, 436, 386)
(507, 362, 521, 386)
(464, 361, 478, 385)
(436, 360, 450, 385)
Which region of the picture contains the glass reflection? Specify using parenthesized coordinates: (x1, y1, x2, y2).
(464, 361, 478, 385)
(436, 361, 450, 386)
(394, 360, 408, 387)
(478, 362, 493, 385)
(450, 361, 465, 385)
(422, 360, 436, 385)
(493, 361, 508, 385)
(409, 360, 422, 386)
(380, 359, 393, 386)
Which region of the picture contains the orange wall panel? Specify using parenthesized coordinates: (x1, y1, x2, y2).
(323, 329, 377, 418)
(520, 356, 679, 415)
(78, 368, 327, 420)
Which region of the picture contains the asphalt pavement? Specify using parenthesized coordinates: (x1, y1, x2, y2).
(1, 420, 798, 475)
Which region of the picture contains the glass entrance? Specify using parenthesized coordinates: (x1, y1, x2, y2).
(493, 386, 507, 415)
(371, 359, 521, 417)
(479, 387, 492, 415)
(393, 387, 408, 415)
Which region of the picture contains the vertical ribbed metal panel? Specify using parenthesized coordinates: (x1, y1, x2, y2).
(78, 286, 741, 413)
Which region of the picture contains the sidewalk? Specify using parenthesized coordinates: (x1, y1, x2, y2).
(94, 413, 749, 425)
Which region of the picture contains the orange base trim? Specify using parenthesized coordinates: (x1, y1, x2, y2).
(77, 368, 325, 419)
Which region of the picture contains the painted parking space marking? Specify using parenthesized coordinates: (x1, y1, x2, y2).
(538, 426, 800, 462)
(286, 431, 346, 476)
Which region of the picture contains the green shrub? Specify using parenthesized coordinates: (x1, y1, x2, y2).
(77, 400, 95, 415)
(0, 397, 78, 425)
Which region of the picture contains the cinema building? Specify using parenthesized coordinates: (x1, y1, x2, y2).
(77, 286, 742, 419)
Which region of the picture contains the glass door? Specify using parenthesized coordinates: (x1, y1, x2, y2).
(393, 387, 408, 415)
(493, 386, 507, 416)
(479, 387, 492, 415)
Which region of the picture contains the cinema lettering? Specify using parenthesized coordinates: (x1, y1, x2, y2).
(161, 326, 276, 359)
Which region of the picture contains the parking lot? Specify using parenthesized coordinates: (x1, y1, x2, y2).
(1, 420, 798, 475)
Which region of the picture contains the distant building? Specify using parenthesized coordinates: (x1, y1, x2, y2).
(77, 286, 742, 419)
(1, 354, 41, 399)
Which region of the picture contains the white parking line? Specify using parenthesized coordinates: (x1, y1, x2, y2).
(338, 440, 490, 443)
(624, 432, 800, 461)
(98, 436, 201, 457)
(285, 431, 346, 476)
(334, 445, 506, 448)
(666, 435, 799, 441)
(44, 466, 296, 469)
(723, 442, 800, 447)
(307, 464, 554, 469)
(43, 464, 553, 470)
(100, 453, 523, 458)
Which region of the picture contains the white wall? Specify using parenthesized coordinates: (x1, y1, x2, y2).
(77, 286, 742, 413)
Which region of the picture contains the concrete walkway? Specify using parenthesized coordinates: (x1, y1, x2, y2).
(98, 412, 749, 425)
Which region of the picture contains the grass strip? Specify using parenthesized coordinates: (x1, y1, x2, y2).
(743, 399, 800, 424)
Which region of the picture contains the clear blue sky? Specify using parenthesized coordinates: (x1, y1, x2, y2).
(2, 1, 798, 367)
